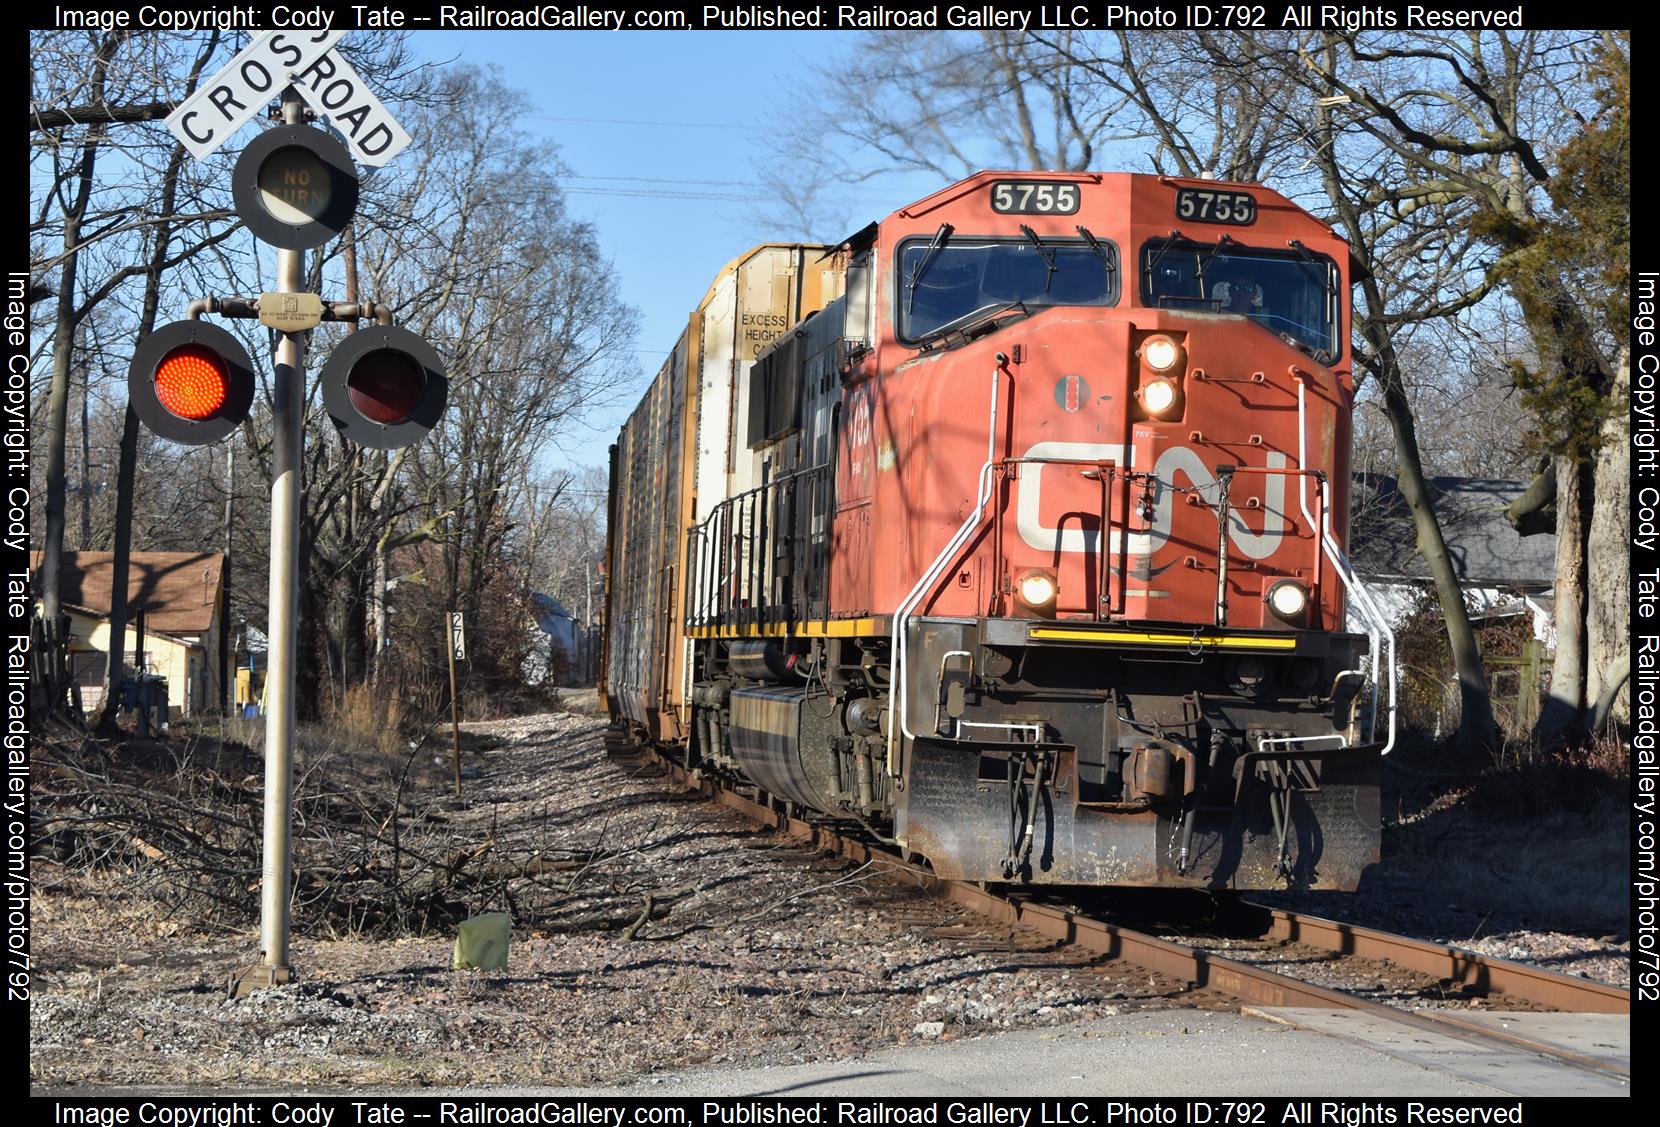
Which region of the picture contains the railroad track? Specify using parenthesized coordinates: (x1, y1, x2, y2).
(617, 746, 1628, 1088)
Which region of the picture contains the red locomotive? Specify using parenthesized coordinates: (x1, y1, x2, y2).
(603, 171, 1393, 889)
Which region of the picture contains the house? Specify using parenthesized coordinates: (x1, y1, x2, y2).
(32, 551, 226, 720)
(1348, 475, 1557, 637)
(1348, 476, 1557, 735)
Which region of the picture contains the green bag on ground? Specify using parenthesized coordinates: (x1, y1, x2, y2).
(452, 912, 511, 970)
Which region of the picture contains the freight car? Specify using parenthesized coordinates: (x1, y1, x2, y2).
(601, 172, 1394, 890)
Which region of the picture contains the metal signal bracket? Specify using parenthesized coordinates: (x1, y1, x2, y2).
(258, 291, 324, 332)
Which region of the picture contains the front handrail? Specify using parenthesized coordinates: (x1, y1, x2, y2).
(888, 405, 1345, 774)
(1296, 374, 1396, 755)
(888, 356, 1010, 777)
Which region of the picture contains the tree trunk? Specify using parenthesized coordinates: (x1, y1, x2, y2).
(92, 408, 139, 736)
(297, 548, 325, 724)
(1305, 59, 1495, 751)
(1584, 348, 1630, 732)
(42, 198, 89, 628)
(95, 140, 189, 735)
(1377, 361, 1498, 750)
(79, 360, 92, 548)
(370, 532, 389, 688)
(368, 452, 398, 688)
(39, 33, 116, 630)
(338, 223, 370, 688)
(1538, 454, 1589, 746)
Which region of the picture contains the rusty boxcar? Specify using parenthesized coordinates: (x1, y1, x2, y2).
(603, 172, 1394, 890)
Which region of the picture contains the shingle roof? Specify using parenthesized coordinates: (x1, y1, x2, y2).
(1348, 475, 1556, 589)
(32, 551, 224, 634)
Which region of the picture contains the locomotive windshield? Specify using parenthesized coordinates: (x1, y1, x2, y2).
(1141, 238, 1341, 361)
(897, 234, 1118, 344)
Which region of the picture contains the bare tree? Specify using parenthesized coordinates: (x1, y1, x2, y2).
(1297, 30, 1627, 741)
(292, 66, 637, 710)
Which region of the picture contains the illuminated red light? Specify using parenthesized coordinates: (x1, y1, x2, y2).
(154, 345, 230, 420)
(347, 349, 425, 424)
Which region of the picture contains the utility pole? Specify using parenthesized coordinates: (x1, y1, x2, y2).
(221, 442, 232, 714)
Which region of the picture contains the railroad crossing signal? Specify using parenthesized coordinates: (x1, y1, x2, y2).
(141, 37, 445, 453)
(151, 37, 441, 996)
(126, 320, 256, 446)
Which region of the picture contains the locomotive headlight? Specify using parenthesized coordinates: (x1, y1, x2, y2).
(1266, 580, 1310, 622)
(1140, 378, 1178, 416)
(1141, 335, 1182, 372)
(1018, 571, 1058, 610)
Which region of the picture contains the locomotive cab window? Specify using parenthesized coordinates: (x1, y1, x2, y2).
(1141, 237, 1341, 362)
(896, 233, 1118, 345)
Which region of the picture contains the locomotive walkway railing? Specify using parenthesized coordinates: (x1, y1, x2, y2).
(684, 462, 834, 632)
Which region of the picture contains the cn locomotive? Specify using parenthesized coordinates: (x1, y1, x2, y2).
(602, 171, 1394, 890)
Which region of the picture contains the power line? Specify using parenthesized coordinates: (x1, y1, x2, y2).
(564, 174, 752, 187)
(529, 114, 742, 130)
(563, 187, 762, 202)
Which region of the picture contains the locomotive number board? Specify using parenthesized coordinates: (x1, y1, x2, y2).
(1175, 187, 1258, 225)
(990, 181, 1080, 215)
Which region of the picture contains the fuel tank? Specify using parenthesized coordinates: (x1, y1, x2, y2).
(728, 684, 842, 811)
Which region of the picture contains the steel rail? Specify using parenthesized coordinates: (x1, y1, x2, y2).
(1246, 903, 1629, 1015)
(628, 749, 1628, 1083)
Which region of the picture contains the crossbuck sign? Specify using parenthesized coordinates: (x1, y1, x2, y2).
(167, 30, 411, 167)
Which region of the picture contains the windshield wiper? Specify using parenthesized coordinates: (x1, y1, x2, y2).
(1287, 239, 1338, 299)
(1148, 230, 1188, 295)
(1075, 225, 1118, 285)
(1195, 234, 1237, 286)
(905, 222, 954, 314)
(915, 300, 1032, 351)
(1019, 224, 1058, 293)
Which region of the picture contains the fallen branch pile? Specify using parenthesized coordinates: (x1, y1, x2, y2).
(30, 729, 585, 936)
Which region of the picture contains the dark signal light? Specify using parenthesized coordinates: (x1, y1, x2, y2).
(347, 348, 426, 424)
(128, 321, 256, 445)
(319, 325, 447, 449)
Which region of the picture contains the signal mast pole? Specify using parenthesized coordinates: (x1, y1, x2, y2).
(151, 34, 429, 997)
(257, 86, 306, 986)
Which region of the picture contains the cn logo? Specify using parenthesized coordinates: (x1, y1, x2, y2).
(1147, 446, 1288, 560)
(1015, 442, 1289, 559)
(848, 391, 872, 451)
(1016, 441, 1127, 554)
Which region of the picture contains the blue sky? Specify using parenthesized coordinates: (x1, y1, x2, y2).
(410, 31, 947, 474)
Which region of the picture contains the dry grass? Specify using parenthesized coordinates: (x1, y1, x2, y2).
(32, 708, 499, 938)
(331, 681, 413, 757)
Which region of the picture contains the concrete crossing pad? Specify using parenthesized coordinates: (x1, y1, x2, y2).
(1245, 1008, 1629, 1098)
